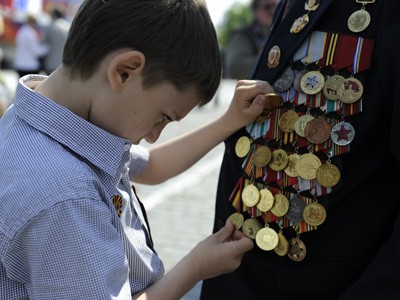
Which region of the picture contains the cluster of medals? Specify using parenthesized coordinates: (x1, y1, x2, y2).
(227, 0, 375, 262)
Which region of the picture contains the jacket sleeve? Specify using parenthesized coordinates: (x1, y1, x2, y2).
(340, 3, 400, 298)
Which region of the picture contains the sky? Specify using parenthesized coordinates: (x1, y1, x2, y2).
(205, 0, 251, 27)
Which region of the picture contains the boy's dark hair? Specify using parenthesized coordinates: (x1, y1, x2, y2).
(62, 0, 222, 105)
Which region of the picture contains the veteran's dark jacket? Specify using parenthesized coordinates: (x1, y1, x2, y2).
(201, 0, 400, 299)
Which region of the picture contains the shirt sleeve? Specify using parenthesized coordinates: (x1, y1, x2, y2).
(128, 144, 150, 180)
(2, 198, 132, 299)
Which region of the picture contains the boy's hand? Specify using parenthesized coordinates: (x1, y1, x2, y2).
(186, 220, 254, 280)
(224, 80, 275, 130)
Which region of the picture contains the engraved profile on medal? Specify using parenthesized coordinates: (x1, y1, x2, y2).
(273, 68, 295, 93)
(348, 9, 371, 33)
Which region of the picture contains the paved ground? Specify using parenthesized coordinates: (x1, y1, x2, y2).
(1, 69, 238, 299)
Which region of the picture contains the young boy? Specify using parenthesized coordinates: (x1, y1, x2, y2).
(0, 0, 273, 299)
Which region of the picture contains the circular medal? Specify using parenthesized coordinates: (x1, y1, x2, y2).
(347, 9, 371, 33)
(257, 188, 275, 212)
(294, 114, 315, 137)
(304, 117, 332, 144)
(290, 14, 309, 34)
(337, 77, 364, 103)
(323, 74, 345, 100)
(293, 69, 309, 92)
(300, 71, 325, 95)
(256, 227, 279, 251)
(254, 146, 272, 168)
(264, 93, 283, 110)
(286, 196, 307, 225)
(241, 184, 260, 207)
(303, 202, 327, 226)
(295, 153, 322, 180)
(279, 110, 299, 133)
(316, 161, 341, 188)
(274, 232, 289, 256)
(288, 238, 307, 262)
(284, 153, 300, 177)
(227, 212, 244, 231)
(271, 193, 290, 217)
(268, 45, 281, 68)
(273, 68, 295, 93)
(242, 218, 263, 239)
(269, 149, 289, 171)
(331, 121, 355, 146)
(235, 136, 251, 158)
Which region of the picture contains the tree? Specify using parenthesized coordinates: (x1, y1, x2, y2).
(217, 3, 252, 49)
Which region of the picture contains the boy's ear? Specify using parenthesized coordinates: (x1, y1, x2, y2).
(107, 50, 146, 91)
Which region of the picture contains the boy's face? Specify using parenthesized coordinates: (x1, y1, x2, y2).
(107, 81, 201, 145)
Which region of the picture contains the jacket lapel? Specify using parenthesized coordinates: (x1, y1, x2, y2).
(252, 0, 336, 83)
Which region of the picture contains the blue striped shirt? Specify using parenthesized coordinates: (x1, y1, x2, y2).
(0, 75, 164, 299)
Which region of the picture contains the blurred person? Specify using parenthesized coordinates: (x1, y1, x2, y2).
(0, 0, 274, 299)
(42, 6, 71, 74)
(224, 0, 277, 79)
(13, 14, 49, 78)
(201, 0, 400, 299)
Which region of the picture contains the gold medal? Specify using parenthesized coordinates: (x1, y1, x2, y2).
(264, 93, 283, 111)
(271, 193, 290, 217)
(303, 202, 327, 226)
(323, 74, 345, 100)
(294, 114, 314, 137)
(235, 136, 251, 158)
(337, 77, 364, 104)
(227, 212, 244, 231)
(242, 218, 263, 239)
(279, 110, 299, 133)
(304, 117, 332, 144)
(274, 231, 289, 256)
(316, 161, 341, 187)
(256, 227, 279, 251)
(241, 184, 260, 207)
(269, 149, 289, 171)
(284, 153, 300, 178)
(288, 238, 307, 262)
(290, 14, 309, 34)
(257, 188, 274, 212)
(268, 45, 281, 68)
(300, 70, 325, 95)
(254, 146, 272, 168)
(295, 152, 322, 180)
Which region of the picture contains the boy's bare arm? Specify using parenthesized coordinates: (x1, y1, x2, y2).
(135, 80, 273, 184)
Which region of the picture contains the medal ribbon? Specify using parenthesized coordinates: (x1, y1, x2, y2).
(301, 31, 327, 65)
(351, 37, 374, 74)
(318, 32, 339, 68)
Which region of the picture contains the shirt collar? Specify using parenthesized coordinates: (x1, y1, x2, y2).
(14, 75, 132, 181)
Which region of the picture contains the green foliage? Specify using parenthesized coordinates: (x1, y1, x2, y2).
(217, 2, 252, 49)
